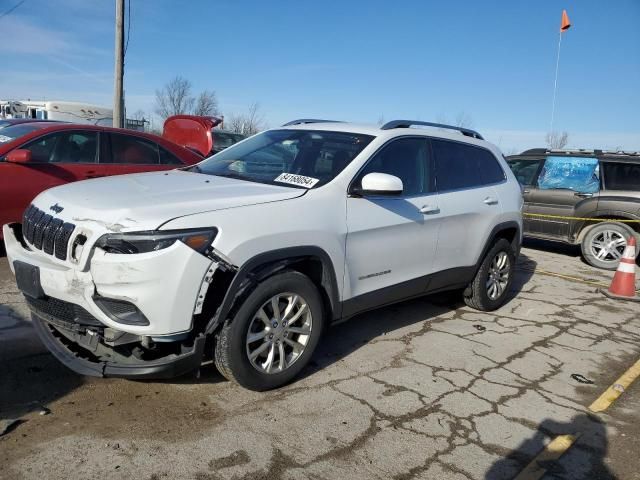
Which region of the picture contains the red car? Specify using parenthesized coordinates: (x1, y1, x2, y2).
(0, 121, 210, 238)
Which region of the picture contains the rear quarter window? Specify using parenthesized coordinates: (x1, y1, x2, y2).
(602, 162, 640, 191)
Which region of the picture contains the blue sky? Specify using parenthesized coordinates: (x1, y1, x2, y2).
(1, 0, 638, 151)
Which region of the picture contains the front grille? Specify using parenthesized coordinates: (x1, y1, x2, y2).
(25, 295, 103, 328)
(22, 205, 76, 260)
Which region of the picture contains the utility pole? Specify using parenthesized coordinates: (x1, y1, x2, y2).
(113, 0, 125, 128)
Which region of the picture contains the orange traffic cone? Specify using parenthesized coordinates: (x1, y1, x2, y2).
(601, 236, 639, 302)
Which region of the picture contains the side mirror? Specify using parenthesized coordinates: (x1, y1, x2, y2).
(357, 172, 403, 196)
(6, 149, 32, 164)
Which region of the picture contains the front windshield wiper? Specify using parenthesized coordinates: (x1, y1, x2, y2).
(211, 172, 271, 185)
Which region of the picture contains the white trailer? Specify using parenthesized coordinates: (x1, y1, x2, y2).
(0, 100, 113, 125)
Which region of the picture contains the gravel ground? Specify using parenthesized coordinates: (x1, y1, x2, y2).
(1, 239, 639, 480)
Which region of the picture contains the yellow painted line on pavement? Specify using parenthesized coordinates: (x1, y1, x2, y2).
(589, 358, 640, 413)
(514, 434, 580, 480)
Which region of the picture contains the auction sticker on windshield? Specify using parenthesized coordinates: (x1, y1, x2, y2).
(274, 173, 319, 188)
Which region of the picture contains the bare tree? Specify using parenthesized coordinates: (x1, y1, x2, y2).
(131, 109, 146, 121)
(545, 131, 569, 149)
(454, 111, 474, 128)
(227, 102, 266, 136)
(377, 114, 385, 126)
(155, 76, 195, 120)
(193, 90, 219, 117)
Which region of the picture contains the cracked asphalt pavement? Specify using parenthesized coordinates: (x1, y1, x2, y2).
(1, 240, 639, 480)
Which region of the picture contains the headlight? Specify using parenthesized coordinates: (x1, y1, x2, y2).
(96, 228, 217, 254)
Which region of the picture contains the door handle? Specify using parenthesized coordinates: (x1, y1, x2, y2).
(420, 205, 440, 215)
(483, 197, 499, 205)
(522, 189, 530, 194)
(574, 192, 593, 198)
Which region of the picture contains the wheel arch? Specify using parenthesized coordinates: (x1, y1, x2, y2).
(204, 246, 341, 335)
(576, 215, 640, 243)
(477, 221, 521, 268)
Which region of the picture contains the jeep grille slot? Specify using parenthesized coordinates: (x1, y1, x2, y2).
(22, 204, 76, 260)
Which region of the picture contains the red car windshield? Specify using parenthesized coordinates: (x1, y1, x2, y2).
(0, 124, 49, 144)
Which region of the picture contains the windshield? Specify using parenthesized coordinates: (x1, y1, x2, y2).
(0, 124, 46, 144)
(193, 129, 374, 188)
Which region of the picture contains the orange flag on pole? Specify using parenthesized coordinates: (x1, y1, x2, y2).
(560, 9, 571, 32)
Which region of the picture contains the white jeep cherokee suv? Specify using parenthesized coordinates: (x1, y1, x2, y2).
(4, 119, 522, 391)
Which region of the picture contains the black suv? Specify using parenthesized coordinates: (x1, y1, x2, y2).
(507, 148, 640, 269)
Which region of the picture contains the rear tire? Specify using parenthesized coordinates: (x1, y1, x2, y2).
(464, 238, 515, 311)
(214, 271, 324, 391)
(581, 222, 637, 270)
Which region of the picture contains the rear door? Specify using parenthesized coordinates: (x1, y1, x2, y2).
(103, 132, 184, 175)
(431, 139, 506, 273)
(1, 130, 100, 224)
(526, 156, 600, 240)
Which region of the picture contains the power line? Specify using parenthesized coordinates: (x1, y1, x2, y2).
(0, 0, 26, 20)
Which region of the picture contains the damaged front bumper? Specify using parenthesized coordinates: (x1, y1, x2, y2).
(32, 313, 207, 379)
(3, 223, 213, 337)
(3, 222, 229, 378)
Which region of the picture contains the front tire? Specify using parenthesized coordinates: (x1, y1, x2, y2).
(581, 222, 637, 270)
(214, 271, 324, 391)
(464, 238, 515, 311)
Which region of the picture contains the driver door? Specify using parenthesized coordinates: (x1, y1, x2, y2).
(344, 137, 440, 311)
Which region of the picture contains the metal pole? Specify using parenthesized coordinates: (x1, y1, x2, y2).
(550, 32, 562, 134)
(113, 0, 124, 128)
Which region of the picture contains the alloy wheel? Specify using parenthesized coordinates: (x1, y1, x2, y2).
(245, 293, 313, 374)
(486, 251, 510, 300)
(590, 230, 626, 263)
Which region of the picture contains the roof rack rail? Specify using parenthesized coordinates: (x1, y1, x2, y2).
(282, 119, 342, 126)
(380, 120, 484, 140)
(519, 148, 548, 156)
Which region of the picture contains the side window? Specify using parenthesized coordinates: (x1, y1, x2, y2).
(21, 134, 59, 162)
(355, 137, 430, 196)
(159, 147, 184, 165)
(110, 134, 159, 164)
(537, 156, 599, 193)
(507, 159, 543, 186)
(432, 140, 505, 191)
(602, 162, 640, 191)
(22, 131, 98, 163)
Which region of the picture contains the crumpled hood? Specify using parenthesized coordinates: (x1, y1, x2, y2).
(32, 170, 304, 232)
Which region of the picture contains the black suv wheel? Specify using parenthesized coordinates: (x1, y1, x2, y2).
(214, 271, 324, 391)
(464, 238, 516, 311)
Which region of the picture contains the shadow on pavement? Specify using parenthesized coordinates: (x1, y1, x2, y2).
(0, 305, 85, 422)
(300, 253, 537, 382)
(486, 414, 615, 480)
(523, 237, 582, 259)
